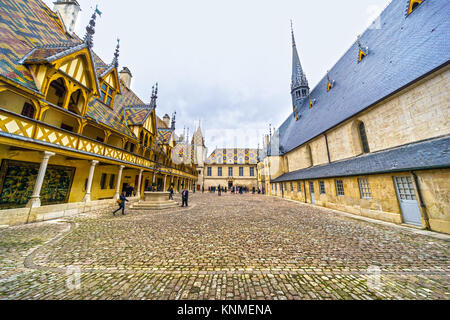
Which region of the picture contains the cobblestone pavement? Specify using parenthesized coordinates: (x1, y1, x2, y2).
(0, 193, 449, 300)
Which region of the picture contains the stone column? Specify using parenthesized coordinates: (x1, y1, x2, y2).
(136, 169, 144, 198)
(163, 175, 167, 191)
(27, 151, 55, 208)
(114, 165, 125, 200)
(83, 160, 99, 202)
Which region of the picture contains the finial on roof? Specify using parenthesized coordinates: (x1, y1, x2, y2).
(326, 70, 335, 92)
(112, 38, 120, 68)
(171, 111, 176, 130)
(83, 6, 101, 48)
(357, 34, 369, 62)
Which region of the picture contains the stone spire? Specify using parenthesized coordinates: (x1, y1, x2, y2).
(291, 21, 309, 93)
(83, 6, 101, 48)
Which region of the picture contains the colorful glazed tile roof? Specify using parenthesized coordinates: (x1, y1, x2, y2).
(156, 129, 173, 145)
(124, 107, 153, 126)
(191, 127, 205, 147)
(207, 148, 260, 165)
(0, 0, 79, 92)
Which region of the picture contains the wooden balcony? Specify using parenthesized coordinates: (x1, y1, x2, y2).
(0, 108, 196, 178)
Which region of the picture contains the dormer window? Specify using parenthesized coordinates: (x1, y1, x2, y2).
(407, 0, 423, 15)
(359, 50, 367, 62)
(100, 81, 115, 107)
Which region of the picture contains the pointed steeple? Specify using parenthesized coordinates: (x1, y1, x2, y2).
(291, 21, 309, 93)
(112, 38, 120, 68)
(83, 6, 101, 48)
(150, 82, 158, 108)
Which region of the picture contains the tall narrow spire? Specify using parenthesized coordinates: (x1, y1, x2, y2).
(83, 6, 101, 48)
(290, 21, 309, 92)
(112, 38, 120, 68)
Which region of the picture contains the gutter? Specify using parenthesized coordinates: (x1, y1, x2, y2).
(411, 171, 431, 230)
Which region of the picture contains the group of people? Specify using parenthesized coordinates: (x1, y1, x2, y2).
(113, 185, 189, 216)
(208, 186, 260, 195)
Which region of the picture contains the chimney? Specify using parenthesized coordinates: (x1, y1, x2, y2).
(163, 114, 170, 128)
(119, 67, 133, 88)
(53, 0, 81, 36)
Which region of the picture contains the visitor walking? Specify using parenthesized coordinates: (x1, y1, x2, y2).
(113, 191, 128, 216)
(169, 186, 174, 200)
(181, 188, 189, 207)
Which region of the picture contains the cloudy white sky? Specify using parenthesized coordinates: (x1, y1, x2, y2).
(45, 0, 391, 152)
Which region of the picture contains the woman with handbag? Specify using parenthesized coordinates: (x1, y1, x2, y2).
(113, 191, 129, 216)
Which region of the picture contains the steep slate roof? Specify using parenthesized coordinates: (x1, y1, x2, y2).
(278, 0, 450, 154)
(207, 148, 260, 165)
(273, 135, 450, 182)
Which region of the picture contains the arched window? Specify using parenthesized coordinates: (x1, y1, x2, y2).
(21, 102, 35, 119)
(359, 122, 370, 153)
(139, 131, 144, 145)
(305, 145, 313, 167)
(46, 78, 67, 107)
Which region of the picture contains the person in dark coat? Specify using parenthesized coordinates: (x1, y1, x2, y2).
(113, 191, 129, 216)
(218, 185, 221, 196)
(168, 186, 174, 200)
(202, 186, 205, 193)
(181, 188, 189, 207)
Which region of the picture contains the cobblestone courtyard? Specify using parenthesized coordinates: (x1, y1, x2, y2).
(0, 193, 448, 300)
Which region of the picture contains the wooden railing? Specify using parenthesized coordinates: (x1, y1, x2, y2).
(0, 108, 196, 178)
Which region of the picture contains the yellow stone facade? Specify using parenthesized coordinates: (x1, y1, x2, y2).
(0, 1, 197, 226)
(260, 65, 450, 234)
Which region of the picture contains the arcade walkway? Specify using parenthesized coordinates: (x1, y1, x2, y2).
(0, 193, 448, 300)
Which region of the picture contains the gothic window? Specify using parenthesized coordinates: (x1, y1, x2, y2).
(359, 122, 370, 153)
(21, 103, 35, 119)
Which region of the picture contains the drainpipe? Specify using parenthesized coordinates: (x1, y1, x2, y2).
(324, 133, 331, 164)
(410, 171, 431, 230)
(303, 180, 307, 203)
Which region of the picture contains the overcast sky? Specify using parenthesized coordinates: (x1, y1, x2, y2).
(44, 0, 391, 152)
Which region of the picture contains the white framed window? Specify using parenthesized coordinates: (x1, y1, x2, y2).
(335, 180, 345, 197)
(358, 178, 372, 199)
